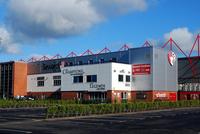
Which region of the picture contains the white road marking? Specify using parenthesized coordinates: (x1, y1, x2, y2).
(67, 120, 104, 125)
(0, 128, 32, 133)
(78, 118, 126, 122)
(95, 116, 146, 121)
(0, 119, 42, 126)
(152, 115, 162, 118)
(133, 117, 146, 120)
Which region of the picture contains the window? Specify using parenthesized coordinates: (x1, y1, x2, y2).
(136, 92, 147, 100)
(121, 92, 128, 100)
(65, 62, 69, 67)
(73, 76, 83, 83)
(87, 75, 97, 82)
(118, 75, 123, 82)
(90, 92, 107, 101)
(37, 81, 44, 87)
(99, 58, 104, 63)
(8, 65, 11, 70)
(69, 62, 73, 66)
(37, 77, 44, 87)
(126, 75, 130, 82)
(53, 75, 61, 86)
(88, 59, 93, 64)
(77, 92, 83, 100)
(78, 61, 83, 65)
(110, 57, 117, 62)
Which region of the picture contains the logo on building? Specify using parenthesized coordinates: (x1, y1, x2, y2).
(90, 83, 105, 90)
(42, 63, 60, 71)
(168, 50, 176, 66)
(155, 93, 167, 98)
(62, 69, 84, 75)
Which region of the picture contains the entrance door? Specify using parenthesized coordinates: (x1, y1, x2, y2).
(187, 94, 191, 100)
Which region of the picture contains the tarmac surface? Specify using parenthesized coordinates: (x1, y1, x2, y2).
(0, 107, 200, 134)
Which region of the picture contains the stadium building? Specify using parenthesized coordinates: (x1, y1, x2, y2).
(176, 34, 200, 100)
(178, 56, 200, 100)
(0, 46, 178, 102)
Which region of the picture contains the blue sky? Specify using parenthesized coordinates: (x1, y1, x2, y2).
(0, 0, 199, 62)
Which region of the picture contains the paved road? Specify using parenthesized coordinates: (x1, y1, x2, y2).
(0, 107, 200, 134)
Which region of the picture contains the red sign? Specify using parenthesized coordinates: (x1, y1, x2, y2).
(132, 64, 151, 75)
(169, 93, 177, 102)
(153, 91, 177, 102)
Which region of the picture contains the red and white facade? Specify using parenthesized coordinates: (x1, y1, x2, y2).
(27, 63, 133, 102)
(0, 46, 179, 102)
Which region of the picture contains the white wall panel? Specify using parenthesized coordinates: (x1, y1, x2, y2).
(61, 63, 132, 92)
(111, 63, 132, 91)
(27, 73, 61, 92)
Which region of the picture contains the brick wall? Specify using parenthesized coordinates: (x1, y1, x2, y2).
(131, 90, 177, 102)
(61, 91, 77, 100)
(13, 62, 27, 97)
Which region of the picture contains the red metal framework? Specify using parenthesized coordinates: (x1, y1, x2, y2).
(98, 47, 111, 54)
(161, 38, 197, 78)
(66, 52, 77, 57)
(189, 34, 200, 57)
(51, 54, 62, 59)
(39, 56, 50, 61)
(178, 34, 200, 79)
(162, 38, 188, 56)
(25, 44, 132, 62)
(119, 44, 129, 51)
(142, 41, 151, 47)
(80, 49, 94, 56)
(19, 59, 26, 62)
(27, 57, 38, 62)
(189, 34, 200, 77)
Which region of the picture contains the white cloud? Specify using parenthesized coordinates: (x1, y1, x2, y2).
(0, 26, 20, 54)
(0, 0, 150, 54)
(164, 27, 194, 51)
(90, 0, 147, 17)
(29, 54, 53, 60)
(6, 0, 148, 40)
(7, 0, 101, 39)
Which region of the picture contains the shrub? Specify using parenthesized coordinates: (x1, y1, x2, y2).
(0, 99, 200, 119)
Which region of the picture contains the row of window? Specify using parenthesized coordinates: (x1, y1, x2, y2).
(36, 74, 130, 86)
(76, 92, 128, 101)
(179, 83, 200, 91)
(118, 75, 131, 82)
(63, 58, 117, 67)
(73, 75, 97, 83)
(73, 75, 131, 84)
(1, 65, 13, 71)
(37, 76, 61, 87)
(37, 75, 97, 86)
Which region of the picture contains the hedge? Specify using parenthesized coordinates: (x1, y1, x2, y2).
(0, 99, 108, 108)
(1, 100, 200, 119)
(0, 99, 77, 108)
(46, 100, 200, 118)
